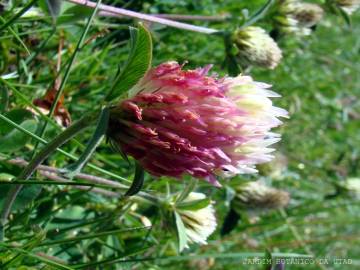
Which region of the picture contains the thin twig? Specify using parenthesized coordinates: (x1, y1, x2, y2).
(35, 252, 69, 265)
(99, 11, 229, 22)
(38, 170, 120, 197)
(66, 0, 219, 34)
(54, 30, 64, 91)
(5, 158, 126, 189)
(1, 157, 159, 204)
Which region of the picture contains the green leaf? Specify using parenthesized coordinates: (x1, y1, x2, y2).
(0, 0, 37, 33)
(0, 173, 14, 182)
(0, 109, 34, 135)
(225, 53, 241, 76)
(0, 184, 42, 211)
(57, 5, 94, 25)
(106, 23, 153, 101)
(220, 207, 240, 236)
(125, 162, 145, 196)
(243, 0, 275, 27)
(176, 198, 211, 211)
(0, 119, 37, 152)
(175, 178, 198, 203)
(0, 243, 72, 270)
(223, 34, 241, 76)
(174, 212, 187, 252)
(338, 7, 352, 27)
(63, 107, 110, 179)
(46, 0, 62, 21)
(0, 85, 9, 112)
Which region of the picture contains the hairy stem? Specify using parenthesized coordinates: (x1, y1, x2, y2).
(99, 11, 229, 22)
(66, 0, 219, 34)
(1, 157, 160, 207)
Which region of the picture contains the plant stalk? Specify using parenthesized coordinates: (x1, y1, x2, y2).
(99, 11, 229, 22)
(0, 113, 97, 235)
(66, 0, 219, 34)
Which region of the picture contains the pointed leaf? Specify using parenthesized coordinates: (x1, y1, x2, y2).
(0, 85, 9, 112)
(264, 249, 273, 270)
(338, 7, 352, 27)
(224, 34, 241, 76)
(175, 178, 198, 203)
(57, 4, 94, 25)
(243, 0, 275, 27)
(64, 107, 109, 179)
(0, 119, 37, 152)
(220, 208, 240, 236)
(106, 23, 152, 101)
(0, 184, 42, 211)
(176, 198, 211, 211)
(174, 212, 187, 252)
(0, 109, 34, 135)
(125, 162, 145, 196)
(46, 0, 62, 21)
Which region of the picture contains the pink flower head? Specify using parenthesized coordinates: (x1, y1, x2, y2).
(108, 62, 287, 186)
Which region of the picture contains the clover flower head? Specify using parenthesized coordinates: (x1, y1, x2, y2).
(232, 181, 290, 211)
(232, 26, 282, 69)
(175, 192, 217, 248)
(108, 62, 287, 186)
(277, 0, 324, 35)
(341, 178, 360, 197)
(335, 0, 360, 14)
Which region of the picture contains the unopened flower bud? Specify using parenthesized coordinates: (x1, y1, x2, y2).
(232, 26, 282, 69)
(276, 0, 324, 35)
(341, 178, 360, 197)
(232, 181, 290, 212)
(173, 192, 217, 249)
(335, 0, 360, 14)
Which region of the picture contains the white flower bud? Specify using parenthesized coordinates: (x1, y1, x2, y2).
(174, 192, 217, 249)
(232, 181, 290, 212)
(276, 0, 324, 35)
(232, 26, 282, 69)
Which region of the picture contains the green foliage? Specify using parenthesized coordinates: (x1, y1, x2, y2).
(125, 162, 145, 196)
(45, 0, 63, 21)
(0, 0, 359, 269)
(174, 212, 188, 252)
(176, 198, 211, 211)
(0, 185, 42, 211)
(56, 5, 94, 25)
(64, 107, 110, 179)
(107, 23, 153, 101)
(0, 86, 9, 112)
(0, 118, 37, 152)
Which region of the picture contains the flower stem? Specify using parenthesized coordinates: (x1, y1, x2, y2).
(0, 113, 98, 237)
(99, 11, 229, 22)
(65, 0, 220, 34)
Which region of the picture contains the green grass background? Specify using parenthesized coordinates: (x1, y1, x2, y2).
(0, 0, 359, 269)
